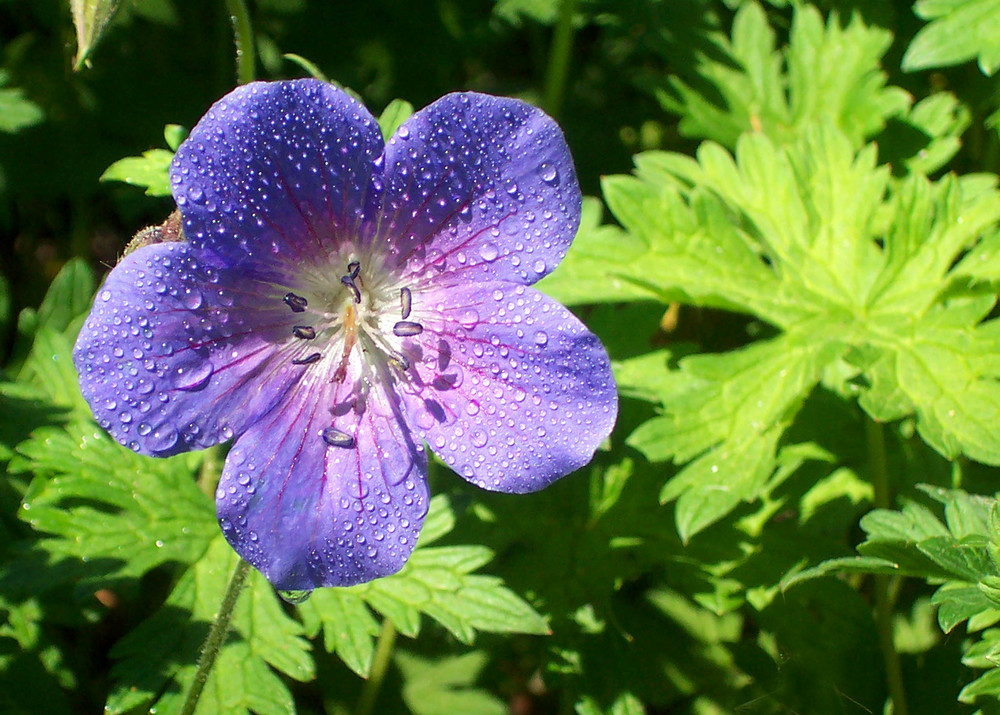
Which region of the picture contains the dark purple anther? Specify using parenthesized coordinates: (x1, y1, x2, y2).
(400, 287, 412, 319)
(292, 326, 316, 340)
(321, 427, 355, 448)
(292, 352, 322, 365)
(284, 292, 308, 312)
(348, 261, 361, 279)
(393, 320, 424, 337)
(340, 275, 361, 304)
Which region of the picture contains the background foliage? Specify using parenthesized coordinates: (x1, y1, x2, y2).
(4, 0, 1000, 713)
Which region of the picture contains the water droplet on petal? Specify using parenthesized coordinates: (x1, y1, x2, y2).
(534, 331, 548, 346)
(539, 162, 559, 185)
(278, 589, 313, 605)
(175, 362, 214, 391)
(479, 243, 499, 262)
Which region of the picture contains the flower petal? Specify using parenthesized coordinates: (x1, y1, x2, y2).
(171, 79, 384, 280)
(73, 242, 302, 456)
(217, 382, 429, 590)
(378, 93, 581, 287)
(403, 281, 617, 493)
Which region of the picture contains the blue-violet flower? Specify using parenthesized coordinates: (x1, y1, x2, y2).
(73, 79, 618, 590)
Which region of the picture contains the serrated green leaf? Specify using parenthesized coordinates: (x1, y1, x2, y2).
(395, 650, 506, 715)
(16, 328, 89, 412)
(903, 0, 1000, 76)
(658, 3, 909, 148)
(101, 148, 174, 197)
(35, 258, 95, 335)
(585, 118, 1000, 539)
(299, 495, 546, 673)
(106, 537, 313, 715)
(378, 98, 414, 142)
(917, 536, 994, 582)
(627, 330, 840, 538)
(298, 589, 378, 677)
(960, 665, 1000, 702)
(933, 583, 993, 633)
(12, 421, 215, 588)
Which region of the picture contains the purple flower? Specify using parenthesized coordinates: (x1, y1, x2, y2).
(73, 80, 617, 591)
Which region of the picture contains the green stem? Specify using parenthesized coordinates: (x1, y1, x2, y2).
(542, 0, 579, 119)
(179, 559, 252, 715)
(865, 417, 908, 715)
(355, 619, 397, 715)
(224, 0, 256, 85)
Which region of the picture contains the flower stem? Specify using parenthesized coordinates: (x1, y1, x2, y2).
(865, 417, 908, 715)
(179, 558, 252, 715)
(542, 0, 579, 119)
(224, 0, 256, 85)
(355, 619, 397, 715)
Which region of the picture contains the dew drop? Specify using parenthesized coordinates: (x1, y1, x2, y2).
(471, 429, 488, 447)
(539, 162, 559, 185)
(534, 330, 548, 346)
(278, 589, 313, 605)
(457, 308, 479, 328)
(175, 361, 214, 391)
(479, 243, 499, 262)
(182, 288, 203, 310)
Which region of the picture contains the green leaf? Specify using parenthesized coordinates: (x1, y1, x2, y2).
(298, 495, 546, 675)
(106, 537, 313, 715)
(658, 3, 909, 148)
(298, 589, 379, 677)
(70, 0, 124, 70)
(16, 328, 89, 412)
(11, 421, 216, 589)
(101, 148, 174, 197)
(395, 650, 506, 715)
(577, 121, 1000, 535)
(0, 273, 10, 351)
(903, 0, 1000, 76)
(0, 84, 44, 134)
(576, 691, 646, 715)
(35, 259, 95, 336)
(627, 331, 841, 538)
(164, 124, 188, 152)
(377, 98, 414, 142)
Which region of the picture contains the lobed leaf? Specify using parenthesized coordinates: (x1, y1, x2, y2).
(106, 537, 313, 715)
(903, 0, 1000, 76)
(100, 148, 174, 197)
(658, 3, 909, 148)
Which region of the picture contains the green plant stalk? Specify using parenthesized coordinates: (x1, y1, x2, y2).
(866, 417, 908, 715)
(355, 619, 397, 715)
(542, 0, 579, 119)
(179, 558, 252, 715)
(224, 0, 256, 85)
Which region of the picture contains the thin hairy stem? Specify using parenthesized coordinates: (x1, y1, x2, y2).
(866, 417, 908, 715)
(179, 558, 252, 715)
(355, 619, 397, 715)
